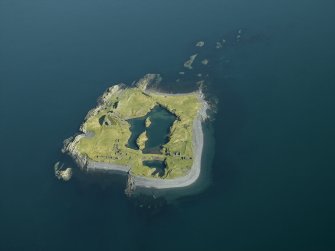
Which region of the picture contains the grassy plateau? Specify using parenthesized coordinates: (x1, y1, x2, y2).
(71, 79, 202, 179)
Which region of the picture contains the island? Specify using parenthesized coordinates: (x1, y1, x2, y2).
(62, 74, 208, 192)
(195, 41, 205, 47)
(201, 59, 209, 65)
(184, 54, 198, 69)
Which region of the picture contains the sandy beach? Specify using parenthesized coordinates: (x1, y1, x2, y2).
(84, 115, 204, 189)
(132, 115, 204, 189)
(86, 161, 130, 174)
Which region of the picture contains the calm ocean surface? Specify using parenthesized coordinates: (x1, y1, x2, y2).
(1, 0, 335, 250)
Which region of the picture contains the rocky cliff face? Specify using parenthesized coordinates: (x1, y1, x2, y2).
(62, 135, 87, 169)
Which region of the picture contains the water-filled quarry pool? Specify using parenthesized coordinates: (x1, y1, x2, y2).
(142, 160, 166, 177)
(127, 106, 176, 152)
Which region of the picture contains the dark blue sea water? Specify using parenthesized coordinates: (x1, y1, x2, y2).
(1, 0, 335, 250)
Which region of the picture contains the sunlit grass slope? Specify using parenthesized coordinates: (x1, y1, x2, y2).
(74, 84, 202, 179)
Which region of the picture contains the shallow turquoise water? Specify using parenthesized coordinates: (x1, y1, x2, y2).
(1, 0, 335, 250)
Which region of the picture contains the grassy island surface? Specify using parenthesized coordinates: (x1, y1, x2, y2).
(65, 75, 205, 180)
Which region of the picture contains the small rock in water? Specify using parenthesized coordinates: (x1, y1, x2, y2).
(179, 71, 185, 75)
(184, 54, 198, 70)
(197, 73, 202, 77)
(195, 41, 205, 47)
(236, 29, 242, 41)
(145, 117, 151, 128)
(216, 41, 223, 49)
(201, 59, 209, 65)
(196, 80, 205, 88)
(54, 162, 73, 181)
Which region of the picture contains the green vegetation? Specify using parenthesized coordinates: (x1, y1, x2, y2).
(136, 131, 148, 150)
(145, 117, 151, 128)
(72, 83, 202, 179)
